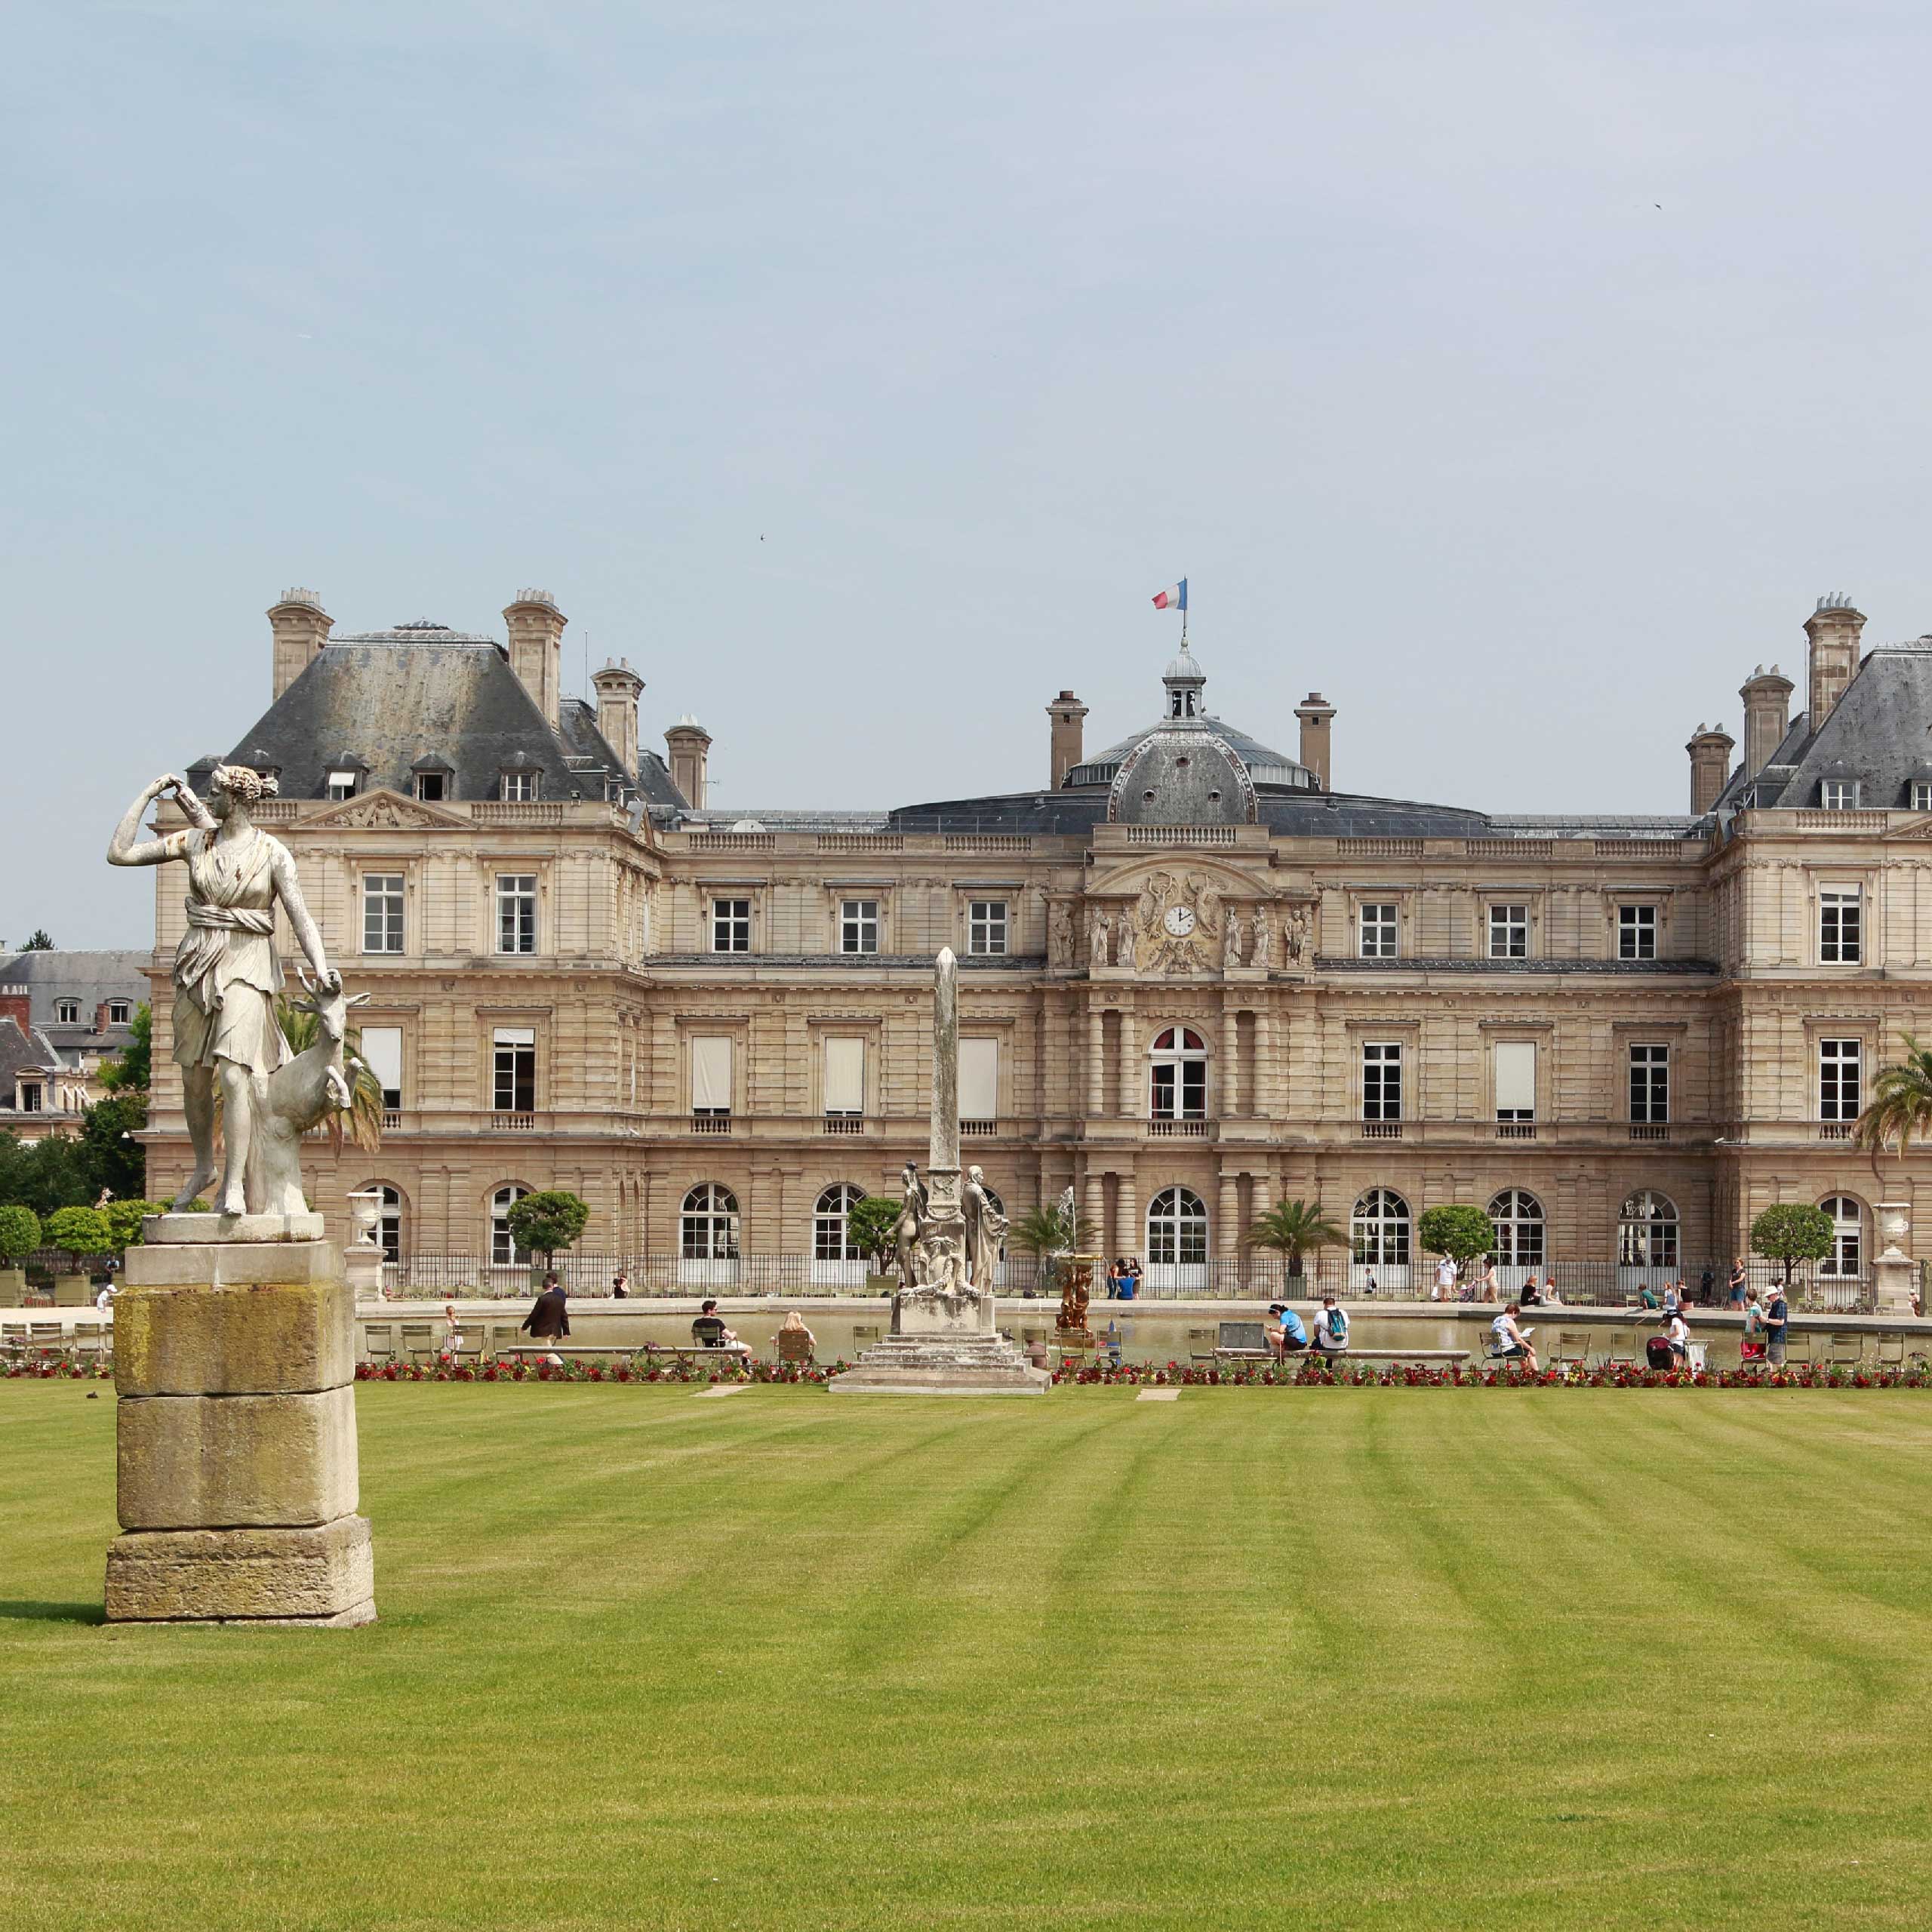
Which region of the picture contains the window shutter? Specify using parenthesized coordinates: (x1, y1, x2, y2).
(492, 1026, 535, 1047)
(1494, 1041, 1536, 1112)
(691, 1035, 733, 1110)
(359, 1026, 403, 1097)
(959, 1038, 998, 1121)
(823, 1038, 865, 1112)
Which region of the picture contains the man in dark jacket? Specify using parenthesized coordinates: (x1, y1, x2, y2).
(521, 1279, 570, 1343)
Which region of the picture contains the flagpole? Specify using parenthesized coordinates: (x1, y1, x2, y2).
(1181, 579, 1189, 648)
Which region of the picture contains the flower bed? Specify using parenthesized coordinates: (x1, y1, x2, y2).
(351, 1357, 846, 1386)
(1052, 1357, 1932, 1390)
(2, 1358, 113, 1380)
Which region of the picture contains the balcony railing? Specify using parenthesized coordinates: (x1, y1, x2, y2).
(489, 1110, 537, 1131)
(961, 1118, 997, 1137)
(1629, 1123, 1669, 1142)
(1360, 1120, 1403, 1140)
(1495, 1121, 1537, 1140)
(1818, 1122, 1854, 1142)
(1149, 1118, 1209, 1137)
(691, 1113, 734, 1136)
(822, 1114, 865, 1136)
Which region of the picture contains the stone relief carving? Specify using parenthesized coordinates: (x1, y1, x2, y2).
(1223, 915, 1244, 969)
(1284, 906, 1311, 964)
(1089, 911, 1110, 968)
(1048, 902, 1074, 969)
(1116, 919, 1137, 971)
(1252, 912, 1272, 971)
(1130, 869, 1226, 975)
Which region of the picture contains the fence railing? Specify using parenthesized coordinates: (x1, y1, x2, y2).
(364, 1252, 1884, 1312)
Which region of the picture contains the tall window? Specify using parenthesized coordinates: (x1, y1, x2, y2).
(681, 1183, 740, 1260)
(1493, 1041, 1535, 1125)
(1487, 904, 1528, 959)
(492, 1028, 535, 1113)
(1819, 1038, 1862, 1121)
(1358, 903, 1398, 958)
(1617, 905, 1657, 959)
(1351, 1189, 1411, 1267)
(1819, 887, 1862, 964)
(326, 768, 358, 801)
(360, 1026, 403, 1112)
(54, 998, 79, 1024)
(1487, 1189, 1544, 1266)
(376, 1185, 403, 1264)
(814, 1183, 865, 1262)
(691, 1035, 734, 1116)
(107, 999, 131, 1024)
(711, 898, 750, 953)
(497, 875, 537, 954)
(490, 1184, 529, 1266)
(823, 1037, 865, 1118)
(959, 1037, 999, 1129)
(1149, 1026, 1208, 1120)
(840, 899, 879, 955)
(500, 769, 539, 801)
(1819, 780, 1859, 810)
(1629, 1044, 1669, 1123)
(1821, 1195, 1863, 1276)
(362, 874, 405, 954)
(1618, 1189, 1678, 1267)
(1146, 1186, 1208, 1266)
(1361, 1041, 1402, 1121)
(20, 1084, 41, 1112)
(968, 900, 1008, 956)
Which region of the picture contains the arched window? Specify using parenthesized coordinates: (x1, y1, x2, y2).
(1352, 1189, 1410, 1267)
(681, 1183, 740, 1260)
(813, 1183, 866, 1263)
(360, 1183, 406, 1264)
(1820, 1195, 1863, 1276)
(1149, 1026, 1208, 1121)
(1618, 1189, 1678, 1268)
(1146, 1186, 1208, 1269)
(490, 1184, 528, 1266)
(1487, 1189, 1545, 1267)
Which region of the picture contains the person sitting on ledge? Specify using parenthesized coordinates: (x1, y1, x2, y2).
(1266, 1303, 1310, 1358)
(1312, 1297, 1349, 1361)
(1521, 1276, 1543, 1308)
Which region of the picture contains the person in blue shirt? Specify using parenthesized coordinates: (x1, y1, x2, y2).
(1266, 1303, 1310, 1358)
(1763, 1287, 1789, 1366)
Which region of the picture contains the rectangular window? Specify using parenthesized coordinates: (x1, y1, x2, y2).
(1629, 1044, 1669, 1123)
(54, 999, 79, 1024)
(1819, 887, 1862, 964)
(1617, 904, 1657, 959)
(20, 1084, 41, 1113)
(1820, 780, 1858, 810)
(1362, 1041, 1403, 1120)
(1915, 782, 1932, 812)
(1487, 905, 1528, 960)
(959, 1038, 999, 1125)
(109, 1001, 131, 1024)
(361, 873, 405, 954)
(691, 1035, 734, 1115)
(325, 769, 357, 801)
(496, 875, 537, 954)
(1493, 1040, 1536, 1121)
(968, 900, 1008, 956)
(415, 771, 446, 802)
(1819, 1038, 1862, 1121)
(360, 1026, 404, 1112)
(710, 898, 751, 953)
(500, 770, 539, 801)
(823, 1037, 865, 1115)
(1358, 903, 1398, 959)
(491, 1027, 535, 1114)
(840, 899, 879, 955)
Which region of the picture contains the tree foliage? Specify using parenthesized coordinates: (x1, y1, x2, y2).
(505, 1189, 590, 1263)
(1750, 1203, 1834, 1283)
(1417, 1204, 1495, 1267)
(97, 1003, 152, 1095)
(0, 1131, 94, 1215)
(45, 1204, 112, 1263)
(1855, 1032, 1932, 1163)
(81, 1093, 148, 1200)
(845, 1194, 900, 1269)
(103, 1198, 165, 1250)
(22, 930, 54, 951)
(0, 1204, 41, 1263)
(1244, 1198, 1345, 1278)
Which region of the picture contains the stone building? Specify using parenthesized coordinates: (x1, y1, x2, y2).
(134, 587, 1932, 1296)
(0, 950, 147, 1143)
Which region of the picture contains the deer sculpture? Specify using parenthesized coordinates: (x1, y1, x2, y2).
(247, 968, 371, 1217)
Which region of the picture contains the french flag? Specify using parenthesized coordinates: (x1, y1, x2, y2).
(1152, 579, 1187, 612)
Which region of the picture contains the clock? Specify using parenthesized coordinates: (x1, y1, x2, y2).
(1163, 905, 1196, 937)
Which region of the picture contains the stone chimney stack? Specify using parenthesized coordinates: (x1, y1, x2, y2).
(1294, 693, 1337, 792)
(1686, 722, 1735, 814)
(503, 588, 567, 728)
(1804, 593, 1866, 731)
(591, 657, 644, 777)
(269, 588, 332, 701)
(1739, 664, 1795, 783)
(1047, 690, 1088, 789)
(665, 715, 712, 809)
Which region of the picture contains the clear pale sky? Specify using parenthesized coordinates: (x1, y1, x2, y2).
(9, 2, 1932, 947)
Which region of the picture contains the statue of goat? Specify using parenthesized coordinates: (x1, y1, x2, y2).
(246, 969, 371, 1217)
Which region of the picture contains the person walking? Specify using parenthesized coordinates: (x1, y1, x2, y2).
(519, 1276, 569, 1364)
(1763, 1284, 1790, 1367)
(439, 1300, 465, 1364)
(1665, 1306, 1690, 1370)
(1477, 1257, 1499, 1304)
(1433, 1256, 1456, 1302)
(1727, 1257, 1747, 1308)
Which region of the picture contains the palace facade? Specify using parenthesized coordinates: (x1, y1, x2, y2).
(137, 586, 1932, 1294)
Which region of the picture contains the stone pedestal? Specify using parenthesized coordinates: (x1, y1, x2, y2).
(1872, 1205, 1921, 1317)
(105, 1234, 375, 1626)
(831, 1284, 1050, 1396)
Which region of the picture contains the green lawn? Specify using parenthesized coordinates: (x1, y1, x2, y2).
(4, 1384, 1931, 1930)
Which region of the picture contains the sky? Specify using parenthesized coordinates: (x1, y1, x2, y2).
(8, 1, 1932, 946)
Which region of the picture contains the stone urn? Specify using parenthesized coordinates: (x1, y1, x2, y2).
(1878, 1202, 1912, 1255)
(345, 1190, 384, 1250)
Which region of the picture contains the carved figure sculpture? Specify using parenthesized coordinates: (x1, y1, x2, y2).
(1056, 1256, 1093, 1334)
(895, 1160, 930, 1293)
(1285, 906, 1310, 964)
(1089, 912, 1110, 968)
(1223, 916, 1244, 969)
(1117, 918, 1137, 971)
(108, 767, 344, 1215)
(1252, 912, 1272, 971)
(1048, 903, 1074, 968)
(964, 1164, 1009, 1288)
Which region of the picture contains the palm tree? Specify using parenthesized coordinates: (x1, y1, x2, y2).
(1244, 1198, 1346, 1287)
(1855, 1032, 1932, 1194)
(212, 998, 385, 1158)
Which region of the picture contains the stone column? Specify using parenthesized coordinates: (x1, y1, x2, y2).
(1219, 1171, 1241, 1267)
(105, 1221, 375, 1627)
(1254, 1011, 1274, 1120)
(1084, 1174, 1105, 1253)
(1220, 1006, 1239, 1118)
(1086, 1008, 1105, 1118)
(1117, 1171, 1138, 1263)
(1118, 1012, 1141, 1118)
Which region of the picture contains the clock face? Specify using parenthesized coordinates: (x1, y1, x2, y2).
(1163, 905, 1196, 937)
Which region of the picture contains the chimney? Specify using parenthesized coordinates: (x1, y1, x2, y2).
(1804, 593, 1866, 731)
(503, 588, 567, 728)
(0, 991, 31, 1038)
(592, 657, 644, 777)
(269, 588, 332, 701)
(1047, 690, 1088, 789)
(1739, 663, 1795, 782)
(1686, 721, 1735, 814)
(1294, 693, 1337, 791)
(664, 715, 712, 809)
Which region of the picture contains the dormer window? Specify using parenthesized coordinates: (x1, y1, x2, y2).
(500, 769, 540, 802)
(54, 999, 79, 1024)
(106, 1000, 131, 1024)
(326, 769, 359, 801)
(416, 771, 446, 801)
(1914, 782, 1932, 812)
(1820, 779, 1860, 809)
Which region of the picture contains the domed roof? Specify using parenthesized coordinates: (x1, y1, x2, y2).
(1163, 641, 1207, 685)
(1108, 730, 1257, 825)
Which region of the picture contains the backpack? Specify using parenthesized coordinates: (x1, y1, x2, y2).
(1327, 1307, 1349, 1345)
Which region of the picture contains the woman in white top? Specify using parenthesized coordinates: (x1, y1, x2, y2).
(1665, 1309, 1690, 1367)
(1491, 1303, 1537, 1371)
(440, 1301, 464, 1363)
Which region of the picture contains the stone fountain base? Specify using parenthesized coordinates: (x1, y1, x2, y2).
(829, 1288, 1049, 1395)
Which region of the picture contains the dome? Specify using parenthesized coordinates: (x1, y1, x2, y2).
(1163, 642, 1207, 685)
(1108, 731, 1257, 825)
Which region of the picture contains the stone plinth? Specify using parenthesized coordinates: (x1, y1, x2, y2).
(832, 1291, 1049, 1395)
(106, 1237, 374, 1626)
(143, 1211, 326, 1245)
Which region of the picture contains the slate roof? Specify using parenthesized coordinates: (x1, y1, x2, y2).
(217, 626, 688, 809)
(0, 1015, 70, 1097)
(0, 949, 147, 1060)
